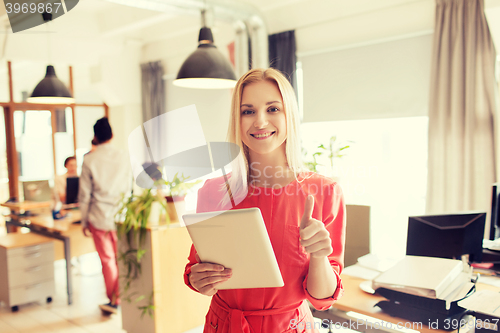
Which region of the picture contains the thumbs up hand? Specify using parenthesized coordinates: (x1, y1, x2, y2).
(299, 195, 333, 258)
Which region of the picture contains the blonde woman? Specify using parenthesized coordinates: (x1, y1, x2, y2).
(184, 68, 346, 332)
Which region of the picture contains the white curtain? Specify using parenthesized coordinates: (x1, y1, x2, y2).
(426, 0, 498, 222)
(140, 61, 166, 172)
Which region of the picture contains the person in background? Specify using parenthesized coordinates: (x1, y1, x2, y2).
(54, 156, 77, 204)
(78, 117, 131, 315)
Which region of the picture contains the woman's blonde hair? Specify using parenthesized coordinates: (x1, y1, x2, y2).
(220, 68, 306, 207)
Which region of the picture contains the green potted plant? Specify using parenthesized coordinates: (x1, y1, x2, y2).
(303, 136, 353, 178)
(317, 136, 352, 170)
(302, 147, 321, 173)
(114, 165, 201, 320)
(161, 172, 202, 221)
(115, 184, 169, 318)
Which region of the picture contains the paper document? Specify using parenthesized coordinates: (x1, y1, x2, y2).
(357, 253, 402, 272)
(458, 290, 500, 317)
(478, 275, 500, 288)
(342, 264, 381, 280)
(483, 239, 500, 251)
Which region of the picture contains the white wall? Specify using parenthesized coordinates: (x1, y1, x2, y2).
(164, 79, 232, 144)
(98, 42, 143, 152)
(141, 20, 235, 144)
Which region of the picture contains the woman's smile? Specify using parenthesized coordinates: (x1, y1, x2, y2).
(251, 131, 276, 139)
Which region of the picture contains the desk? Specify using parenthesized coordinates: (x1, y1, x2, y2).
(2, 201, 86, 305)
(1, 201, 52, 211)
(312, 275, 500, 333)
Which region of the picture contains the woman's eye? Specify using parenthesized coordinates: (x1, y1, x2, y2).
(268, 107, 279, 112)
(242, 109, 254, 115)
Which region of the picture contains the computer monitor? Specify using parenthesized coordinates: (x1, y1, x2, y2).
(22, 180, 52, 202)
(406, 212, 486, 263)
(490, 183, 500, 240)
(66, 177, 79, 204)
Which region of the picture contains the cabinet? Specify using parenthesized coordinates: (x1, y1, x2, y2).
(0, 233, 55, 311)
(119, 222, 211, 333)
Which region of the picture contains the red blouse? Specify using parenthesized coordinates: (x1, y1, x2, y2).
(184, 171, 346, 333)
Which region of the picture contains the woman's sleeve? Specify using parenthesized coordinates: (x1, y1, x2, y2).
(302, 182, 346, 310)
(183, 180, 211, 293)
(184, 244, 201, 293)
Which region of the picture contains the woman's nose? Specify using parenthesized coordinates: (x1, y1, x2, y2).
(253, 111, 269, 128)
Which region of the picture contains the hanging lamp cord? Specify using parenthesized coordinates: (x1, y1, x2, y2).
(42, 12, 52, 65)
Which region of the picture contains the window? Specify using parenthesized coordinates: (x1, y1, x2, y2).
(14, 110, 54, 181)
(54, 107, 75, 175)
(301, 117, 428, 258)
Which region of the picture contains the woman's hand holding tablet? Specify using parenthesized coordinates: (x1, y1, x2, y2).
(189, 253, 233, 296)
(184, 208, 284, 290)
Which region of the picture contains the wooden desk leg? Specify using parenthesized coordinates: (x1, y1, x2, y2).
(5, 217, 18, 233)
(63, 236, 73, 305)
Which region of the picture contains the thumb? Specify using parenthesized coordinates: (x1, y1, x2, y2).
(300, 195, 314, 229)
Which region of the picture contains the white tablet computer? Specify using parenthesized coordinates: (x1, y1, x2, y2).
(183, 208, 284, 290)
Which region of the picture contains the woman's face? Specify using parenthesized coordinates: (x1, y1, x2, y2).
(240, 80, 287, 157)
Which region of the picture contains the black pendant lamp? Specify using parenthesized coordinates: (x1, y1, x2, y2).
(27, 13, 75, 104)
(173, 11, 237, 89)
(27, 65, 75, 104)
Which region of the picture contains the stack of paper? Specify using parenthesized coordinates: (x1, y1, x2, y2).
(372, 256, 466, 299)
(342, 253, 403, 280)
(342, 265, 381, 280)
(458, 290, 500, 317)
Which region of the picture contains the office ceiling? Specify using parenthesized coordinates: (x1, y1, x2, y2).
(1, 0, 500, 64)
(78, 0, 437, 45)
(0, 0, 437, 57)
(94, 0, 500, 62)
